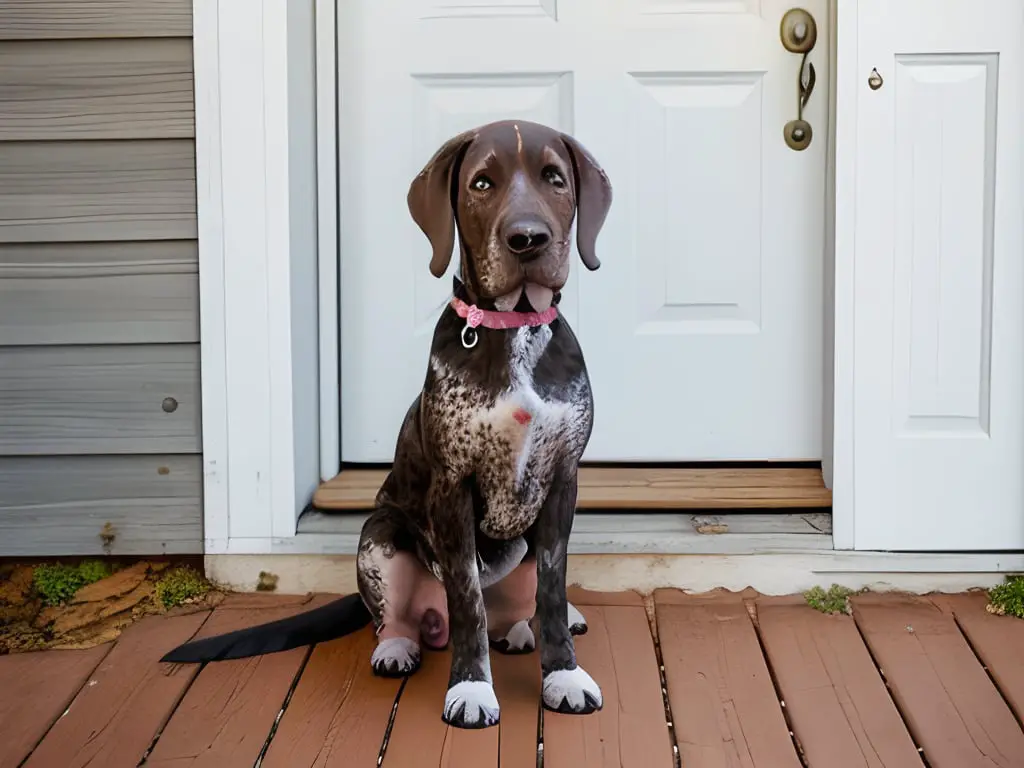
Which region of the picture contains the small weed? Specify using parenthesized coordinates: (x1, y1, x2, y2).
(33, 560, 111, 606)
(987, 575, 1024, 619)
(76, 560, 112, 585)
(804, 584, 854, 614)
(156, 566, 210, 609)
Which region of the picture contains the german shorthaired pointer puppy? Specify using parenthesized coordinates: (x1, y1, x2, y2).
(162, 119, 613, 731)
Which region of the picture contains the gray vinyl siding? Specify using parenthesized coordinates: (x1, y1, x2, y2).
(0, 0, 202, 556)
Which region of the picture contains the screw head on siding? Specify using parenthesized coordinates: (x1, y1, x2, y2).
(162, 397, 179, 413)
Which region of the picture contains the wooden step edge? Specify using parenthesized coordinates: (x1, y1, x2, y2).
(312, 466, 832, 512)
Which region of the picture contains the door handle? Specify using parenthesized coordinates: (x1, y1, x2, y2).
(780, 8, 817, 151)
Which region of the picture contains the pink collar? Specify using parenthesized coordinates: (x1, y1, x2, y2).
(451, 296, 558, 349)
(450, 296, 558, 330)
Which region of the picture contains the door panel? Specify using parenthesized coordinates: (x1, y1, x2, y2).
(338, 0, 828, 462)
(852, 0, 1024, 550)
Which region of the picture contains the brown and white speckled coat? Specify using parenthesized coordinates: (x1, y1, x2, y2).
(355, 119, 612, 730)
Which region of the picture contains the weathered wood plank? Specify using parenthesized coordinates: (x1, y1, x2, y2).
(24, 611, 211, 768)
(0, 0, 192, 40)
(0, 345, 201, 456)
(315, 466, 833, 511)
(655, 589, 802, 768)
(938, 592, 1024, 726)
(0, 140, 196, 242)
(382, 648, 499, 767)
(0, 455, 202, 556)
(851, 592, 1024, 768)
(260, 626, 400, 768)
(0, 241, 198, 345)
(0, 645, 111, 768)
(144, 594, 338, 768)
(756, 596, 922, 768)
(0, 38, 194, 141)
(544, 603, 675, 768)
(492, 649, 541, 768)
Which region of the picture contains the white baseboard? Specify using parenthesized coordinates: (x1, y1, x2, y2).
(205, 551, 1022, 597)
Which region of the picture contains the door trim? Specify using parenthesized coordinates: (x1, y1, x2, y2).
(314, 0, 849, 541)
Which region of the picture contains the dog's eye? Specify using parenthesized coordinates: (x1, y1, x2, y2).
(471, 175, 493, 191)
(543, 166, 566, 188)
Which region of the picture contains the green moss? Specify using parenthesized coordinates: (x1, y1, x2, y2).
(32, 561, 112, 606)
(804, 584, 854, 615)
(76, 560, 112, 585)
(987, 575, 1024, 619)
(155, 566, 210, 609)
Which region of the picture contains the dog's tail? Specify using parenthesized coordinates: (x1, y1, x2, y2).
(160, 592, 373, 664)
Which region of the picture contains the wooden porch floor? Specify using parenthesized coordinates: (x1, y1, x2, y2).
(2, 588, 1023, 768)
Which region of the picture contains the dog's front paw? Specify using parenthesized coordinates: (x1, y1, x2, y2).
(542, 666, 603, 714)
(371, 637, 421, 677)
(443, 681, 500, 729)
(567, 602, 588, 636)
(490, 620, 535, 654)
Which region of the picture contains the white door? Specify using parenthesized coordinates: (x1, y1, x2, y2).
(338, 0, 828, 462)
(851, 0, 1024, 550)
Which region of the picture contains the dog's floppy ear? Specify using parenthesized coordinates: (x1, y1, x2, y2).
(408, 129, 477, 278)
(560, 133, 612, 271)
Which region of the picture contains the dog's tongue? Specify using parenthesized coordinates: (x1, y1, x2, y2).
(494, 283, 554, 313)
(524, 283, 553, 312)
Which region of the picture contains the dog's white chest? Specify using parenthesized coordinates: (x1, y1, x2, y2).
(429, 326, 590, 539)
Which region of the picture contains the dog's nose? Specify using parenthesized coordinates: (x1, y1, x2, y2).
(503, 218, 551, 259)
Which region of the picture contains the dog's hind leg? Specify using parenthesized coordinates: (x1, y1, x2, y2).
(357, 507, 448, 678)
(485, 558, 589, 655)
(485, 557, 537, 654)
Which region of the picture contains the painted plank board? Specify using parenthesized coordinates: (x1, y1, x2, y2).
(0, 455, 202, 556)
(0, 241, 199, 345)
(143, 594, 338, 768)
(939, 592, 1024, 725)
(755, 596, 922, 768)
(260, 626, 400, 768)
(0, 38, 194, 141)
(655, 589, 802, 768)
(851, 593, 1024, 768)
(24, 610, 211, 768)
(0, 644, 111, 768)
(296, 509, 832, 556)
(0, 344, 201, 456)
(543, 603, 675, 768)
(314, 467, 832, 511)
(0, 139, 196, 243)
(382, 648, 499, 767)
(0, 0, 192, 40)
(492, 649, 541, 768)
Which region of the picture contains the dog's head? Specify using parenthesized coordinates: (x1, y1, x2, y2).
(408, 120, 612, 311)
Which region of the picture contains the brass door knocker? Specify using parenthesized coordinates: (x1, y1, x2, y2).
(780, 8, 818, 151)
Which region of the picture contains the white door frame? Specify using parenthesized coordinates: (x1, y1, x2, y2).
(193, 0, 859, 555)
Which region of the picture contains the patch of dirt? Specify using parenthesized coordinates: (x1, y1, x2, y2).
(0, 561, 226, 655)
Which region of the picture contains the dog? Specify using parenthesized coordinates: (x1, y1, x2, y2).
(162, 119, 613, 731)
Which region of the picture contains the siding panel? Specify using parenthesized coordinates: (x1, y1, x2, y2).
(0, 241, 199, 345)
(0, 0, 192, 40)
(0, 344, 201, 455)
(0, 455, 202, 555)
(0, 140, 197, 242)
(0, 38, 195, 140)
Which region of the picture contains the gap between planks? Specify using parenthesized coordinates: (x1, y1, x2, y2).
(314, 466, 832, 511)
